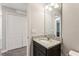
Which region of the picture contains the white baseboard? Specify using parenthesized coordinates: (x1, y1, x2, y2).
(1, 45, 27, 54)
(1, 49, 8, 53)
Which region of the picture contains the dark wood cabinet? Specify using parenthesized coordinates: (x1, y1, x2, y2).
(33, 41, 61, 56)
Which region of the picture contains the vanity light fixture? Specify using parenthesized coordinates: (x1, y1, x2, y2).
(50, 3, 55, 6)
(48, 7, 52, 11)
(45, 5, 52, 11)
(45, 3, 59, 11)
(54, 4, 59, 8)
(49, 3, 59, 9)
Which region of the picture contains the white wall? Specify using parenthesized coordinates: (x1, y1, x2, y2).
(31, 3, 44, 36)
(62, 3, 79, 55)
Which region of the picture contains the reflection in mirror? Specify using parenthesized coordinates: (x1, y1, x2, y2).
(44, 3, 62, 38)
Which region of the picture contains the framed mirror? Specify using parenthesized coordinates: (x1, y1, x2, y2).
(44, 3, 62, 38)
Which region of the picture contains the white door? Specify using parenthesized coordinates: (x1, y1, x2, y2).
(6, 14, 27, 50)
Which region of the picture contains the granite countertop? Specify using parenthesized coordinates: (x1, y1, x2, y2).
(33, 37, 61, 49)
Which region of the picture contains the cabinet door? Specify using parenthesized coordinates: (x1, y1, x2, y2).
(37, 50, 45, 56)
(33, 45, 45, 56)
(47, 44, 61, 56)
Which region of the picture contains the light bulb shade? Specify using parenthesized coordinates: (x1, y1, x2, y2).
(54, 4, 59, 8)
(45, 5, 52, 11)
(48, 7, 52, 11)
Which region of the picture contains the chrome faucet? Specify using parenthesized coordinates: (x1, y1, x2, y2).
(44, 35, 50, 40)
(44, 34, 55, 40)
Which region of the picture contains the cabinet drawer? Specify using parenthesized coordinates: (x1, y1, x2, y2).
(33, 41, 47, 54)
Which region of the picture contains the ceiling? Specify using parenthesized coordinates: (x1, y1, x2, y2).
(1, 3, 27, 11)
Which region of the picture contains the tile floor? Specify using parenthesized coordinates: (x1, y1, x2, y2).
(2, 46, 27, 56)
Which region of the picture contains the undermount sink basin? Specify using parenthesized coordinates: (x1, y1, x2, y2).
(39, 39, 51, 44)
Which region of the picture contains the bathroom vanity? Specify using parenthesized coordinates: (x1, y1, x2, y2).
(31, 3, 62, 56)
(33, 38, 61, 56)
